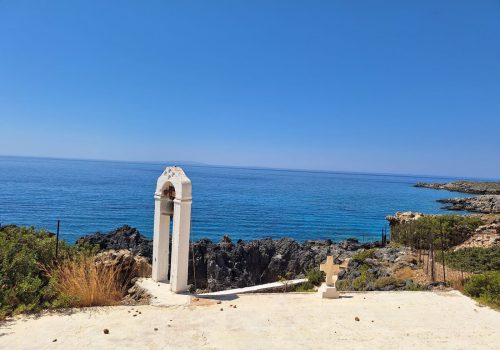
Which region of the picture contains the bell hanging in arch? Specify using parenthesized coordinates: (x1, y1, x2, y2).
(162, 186, 176, 216)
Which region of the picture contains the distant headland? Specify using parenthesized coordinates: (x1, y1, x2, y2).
(415, 180, 500, 214)
(415, 181, 500, 195)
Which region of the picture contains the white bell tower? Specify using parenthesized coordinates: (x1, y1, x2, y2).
(152, 166, 192, 293)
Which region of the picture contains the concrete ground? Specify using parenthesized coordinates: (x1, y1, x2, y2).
(1, 291, 499, 350)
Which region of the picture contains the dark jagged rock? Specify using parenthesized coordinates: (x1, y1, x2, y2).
(437, 195, 500, 214)
(76, 225, 153, 260)
(190, 237, 335, 292)
(77, 226, 387, 293)
(188, 237, 386, 292)
(415, 181, 500, 195)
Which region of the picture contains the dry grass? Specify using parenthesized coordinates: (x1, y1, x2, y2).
(394, 267, 415, 280)
(48, 255, 124, 307)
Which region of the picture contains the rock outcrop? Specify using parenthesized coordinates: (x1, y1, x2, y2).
(336, 246, 421, 291)
(77, 225, 153, 260)
(78, 226, 387, 293)
(189, 237, 378, 292)
(437, 195, 500, 214)
(385, 211, 426, 225)
(92, 249, 152, 304)
(94, 249, 152, 292)
(415, 181, 500, 195)
(453, 221, 500, 250)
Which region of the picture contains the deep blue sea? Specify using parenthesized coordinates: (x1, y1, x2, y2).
(0, 156, 474, 243)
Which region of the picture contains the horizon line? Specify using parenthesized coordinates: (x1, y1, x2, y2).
(0, 153, 498, 182)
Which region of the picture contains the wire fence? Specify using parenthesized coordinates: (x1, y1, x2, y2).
(416, 248, 473, 290)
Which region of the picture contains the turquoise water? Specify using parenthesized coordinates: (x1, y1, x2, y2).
(0, 156, 473, 243)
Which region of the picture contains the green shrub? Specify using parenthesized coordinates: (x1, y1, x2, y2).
(335, 279, 350, 291)
(445, 248, 500, 273)
(374, 276, 399, 289)
(294, 281, 316, 292)
(464, 271, 500, 309)
(351, 264, 376, 290)
(351, 249, 377, 263)
(0, 225, 97, 319)
(390, 215, 483, 249)
(404, 281, 424, 291)
(306, 268, 325, 286)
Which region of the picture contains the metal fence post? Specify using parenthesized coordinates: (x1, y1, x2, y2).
(55, 220, 60, 259)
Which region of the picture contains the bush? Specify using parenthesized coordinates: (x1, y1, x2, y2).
(294, 281, 316, 292)
(374, 276, 399, 289)
(390, 215, 483, 249)
(306, 269, 325, 286)
(351, 265, 376, 290)
(0, 225, 103, 319)
(335, 279, 350, 291)
(405, 282, 424, 291)
(351, 248, 377, 263)
(445, 248, 500, 273)
(45, 255, 123, 307)
(464, 271, 500, 309)
(0, 226, 71, 318)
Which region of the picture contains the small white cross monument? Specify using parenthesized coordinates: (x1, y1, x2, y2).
(318, 256, 348, 299)
(152, 166, 192, 293)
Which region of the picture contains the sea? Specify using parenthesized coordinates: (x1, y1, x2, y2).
(0, 156, 476, 243)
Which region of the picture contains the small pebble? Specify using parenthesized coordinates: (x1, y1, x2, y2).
(355, 316, 360, 321)
(168, 325, 171, 328)
(103, 329, 109, 334)
(154, 328, 158, 331)
(52, 339, 57, 342)
(133, 314, 137, 317)
(220, 308, 223, 311)
(216, 301, 222, 304)
(233, 305, 237, 309)
(371, 320, 374, 323)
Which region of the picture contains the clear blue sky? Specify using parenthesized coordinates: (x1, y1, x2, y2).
(0, 1, 499, 178)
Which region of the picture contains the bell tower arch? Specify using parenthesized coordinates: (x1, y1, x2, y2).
(152, 166, 192, 293)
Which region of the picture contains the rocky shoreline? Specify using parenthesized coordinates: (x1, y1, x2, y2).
(437, 195, 500, 214)
(415, 181, 500, 214)
(77, 225, 421, 293)
(415, 181, 500, 195)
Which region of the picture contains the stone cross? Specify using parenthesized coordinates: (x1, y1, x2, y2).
(320, 256, 345, 286)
